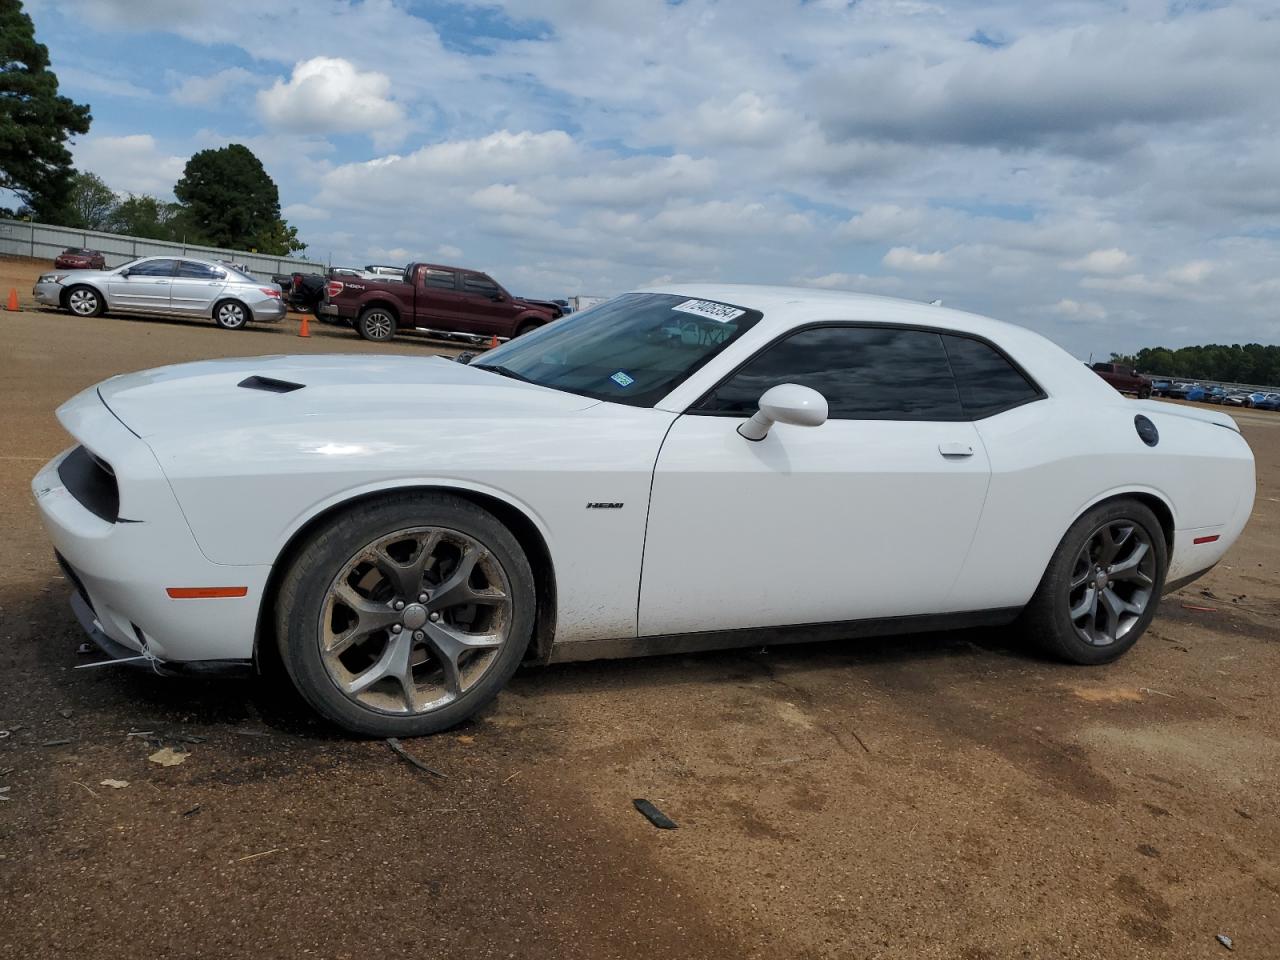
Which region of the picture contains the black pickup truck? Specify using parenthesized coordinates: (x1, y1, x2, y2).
(318, 262, 563, 342)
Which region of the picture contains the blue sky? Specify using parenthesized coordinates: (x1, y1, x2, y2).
(17, 0, 1280, 357)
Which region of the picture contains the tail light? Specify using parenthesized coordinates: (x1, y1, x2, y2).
(326, 280, 343, 299)
(260, 287, 281, 299)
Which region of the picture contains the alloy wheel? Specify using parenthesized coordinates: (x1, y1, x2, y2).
(1067, 519, 1156, 646)
(68, 289, 98, 316)
(318, 526, 513, 716)
(217, 303, 247, 328)
(364, 311, 393, 339)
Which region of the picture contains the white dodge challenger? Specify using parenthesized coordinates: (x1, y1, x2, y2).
(33, 286, 1255, 736)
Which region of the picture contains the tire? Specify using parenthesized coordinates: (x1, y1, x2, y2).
(1018, 498, 1167, 665)
(214, 299, 249, 330)
(357, 307, 397, 342)
(275, 492, 536, 737)
(514, 319, 543, 337)
(1138, 388, 1151, 399)
(64, 285, 103, 318)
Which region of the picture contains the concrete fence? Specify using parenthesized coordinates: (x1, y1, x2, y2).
(0, 217, 324, 277)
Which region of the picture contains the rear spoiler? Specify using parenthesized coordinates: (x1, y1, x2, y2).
(1131, 399, 1240, 433)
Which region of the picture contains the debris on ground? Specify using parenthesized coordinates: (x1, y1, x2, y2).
(1217, 933, 1234, 950)
(75, 642, 93, 655)
(633, 798, 678, 829)
(41, 738, 72, 747)
(182, 804, 201, 817)
(0, 785, 11, 801)
(1181, 603, 1218, 613)
(58, 708, 74, 719)
(148, 747, 189, 767)
(385, 737, 447, 778)
(100, 779, 129, 789)
(234, 728, 270, 738)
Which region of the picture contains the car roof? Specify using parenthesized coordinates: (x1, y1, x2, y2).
(635, 282, 1114, 401)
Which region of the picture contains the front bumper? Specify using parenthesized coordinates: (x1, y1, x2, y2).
(33, 281, 63, 306)
(67, 581, 252, 677)
(33, 390, 271, 665)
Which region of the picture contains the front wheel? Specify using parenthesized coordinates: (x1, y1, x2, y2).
(65, 285, 103, 317)
(275, 493, 536, 736)
(514, 320, 543, 337)
(214, 300, 249, 330)
(1018, 499, 1167, 665)
(357, 307, 397, 342)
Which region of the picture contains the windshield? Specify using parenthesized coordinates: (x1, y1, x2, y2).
(472, 293, 763, 406)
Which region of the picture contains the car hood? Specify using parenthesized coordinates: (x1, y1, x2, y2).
(95, 354, 599, 439)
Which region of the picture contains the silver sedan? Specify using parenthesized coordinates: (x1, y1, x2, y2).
(34, 255, 287, 330)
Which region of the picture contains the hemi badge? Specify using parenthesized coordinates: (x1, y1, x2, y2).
(586, 502, 624, 509)
(1192, 534, 1220, 545)
(166, 586, 249, 599)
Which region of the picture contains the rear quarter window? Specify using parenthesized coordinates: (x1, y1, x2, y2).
(941, 334, 1043, 418)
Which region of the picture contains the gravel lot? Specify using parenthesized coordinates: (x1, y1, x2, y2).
(1, 256, 1277, 958)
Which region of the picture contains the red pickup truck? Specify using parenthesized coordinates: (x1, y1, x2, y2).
(318, 262, 562, 343)
(1090, 362, 1152, 398)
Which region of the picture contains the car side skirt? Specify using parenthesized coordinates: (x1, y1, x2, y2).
(545, 607, 1023, 664)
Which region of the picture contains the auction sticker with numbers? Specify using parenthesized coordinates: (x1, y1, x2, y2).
(671, 299, 746, 323)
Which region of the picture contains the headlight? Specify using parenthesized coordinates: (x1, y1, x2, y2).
(39, 273, 68, 284)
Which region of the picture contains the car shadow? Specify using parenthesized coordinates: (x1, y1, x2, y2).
(14, 573, 1041, 742)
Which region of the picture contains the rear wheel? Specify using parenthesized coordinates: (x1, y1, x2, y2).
(1019, 499, 1166, 665)
(214, 300, 249, 330)
(275, 493, 535, 736)
(357, 307, 397, 342)
(65, 285, 103, 317)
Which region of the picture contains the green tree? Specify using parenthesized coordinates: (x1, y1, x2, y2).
(173, 143, 303, 254)
(0, 0, 92, 219)
(110, 193, 185, 241)
(65, 170, 117, 230)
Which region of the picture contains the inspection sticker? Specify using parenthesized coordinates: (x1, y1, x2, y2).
(671, 299, 745, 323)
(611, 370, 636, 387)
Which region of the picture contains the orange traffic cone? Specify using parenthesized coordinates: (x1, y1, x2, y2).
(5, 288, 17, 312)
(488, 334, 498, 349)
(298, 311, 310, 338)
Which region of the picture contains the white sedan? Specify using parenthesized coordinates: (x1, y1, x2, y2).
(32, 286, 1255, 735)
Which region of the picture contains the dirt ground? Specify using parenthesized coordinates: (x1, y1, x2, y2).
(1, 255, 1277, 958)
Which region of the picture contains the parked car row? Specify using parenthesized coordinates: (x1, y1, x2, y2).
(34, 254, 286, 329)
(316, 262, 564, 343)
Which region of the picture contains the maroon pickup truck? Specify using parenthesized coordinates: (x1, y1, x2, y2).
(318, 262, 562, 343)
(1090, 362, 1152, 398)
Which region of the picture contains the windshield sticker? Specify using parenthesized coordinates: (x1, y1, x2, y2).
(610, 371, 636, 388)
(671, 299, 745, 323)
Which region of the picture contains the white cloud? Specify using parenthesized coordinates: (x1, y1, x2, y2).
(798, 272, 904, 292)
(469, 184, 553, 217)
(883, 246, 948, 271)
(1045, 298, 1108, 321)
(1062, 248, 1135, 274)
(73, 134, 186, 197)
(282, 203, 330, 221)
(1165, 260, 1214, 285)
(257, 57, 402, 135)
(172, 67, 257, 106)
(836, 204, 928, 242)
(437, 244, 463, 259)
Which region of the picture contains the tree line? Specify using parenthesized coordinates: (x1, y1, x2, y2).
(0, 0, 304, 255)
(1110, 344, 1280, 386)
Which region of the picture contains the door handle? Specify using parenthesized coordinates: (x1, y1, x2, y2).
(938, 441, 974, 458)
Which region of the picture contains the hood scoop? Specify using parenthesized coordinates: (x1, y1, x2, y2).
(238, 375, 305, 394)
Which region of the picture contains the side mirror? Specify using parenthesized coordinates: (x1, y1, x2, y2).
(737, 383, 828, 441)
(491, 292, 505, 302)
(119, 269, 131, 277)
